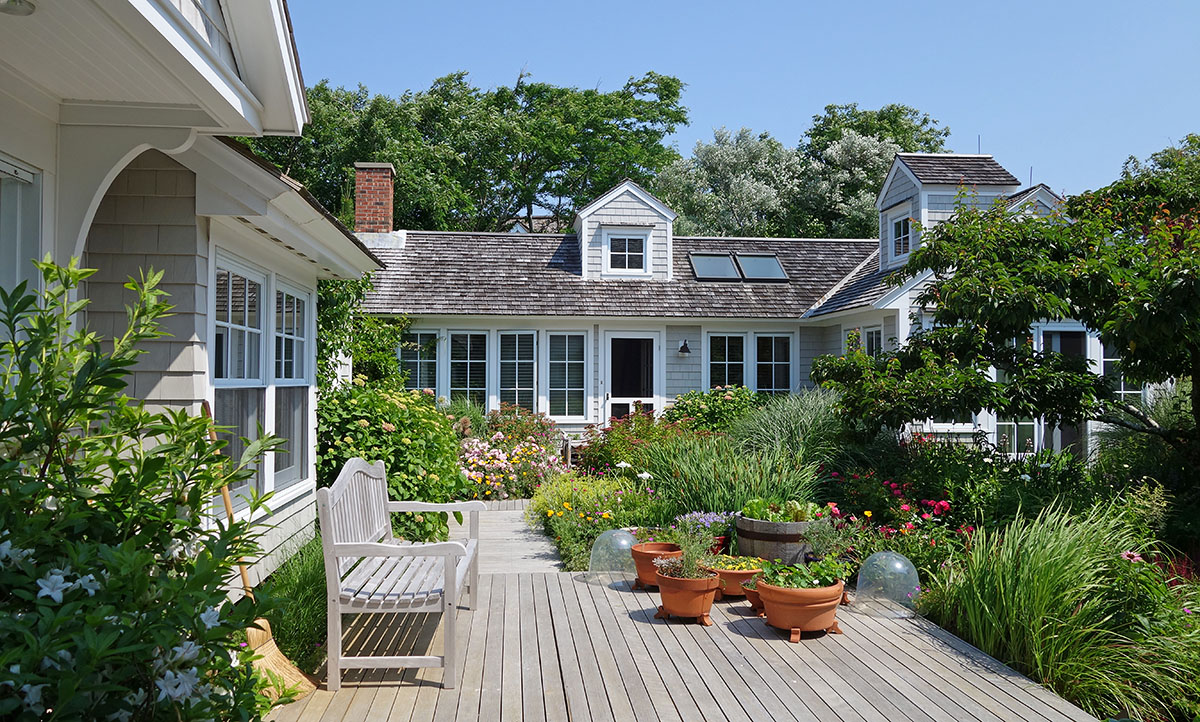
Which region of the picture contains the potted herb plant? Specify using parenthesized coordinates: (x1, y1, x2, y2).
(700, 554, 765, 600)
(630, 527, 681, 590)
(735, 498, 821, 564)
(675, 511, 735, 554)
(756, 557, 851, 642)
(652, 528, 721, 626)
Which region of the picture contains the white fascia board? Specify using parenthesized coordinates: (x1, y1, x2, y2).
(221, 0, 307, 135)
(267, 192, 380, 277)
(574, 179, 678, 223)
(876, 158, 922, 210)
(107, 0, 265, 135)
(874, 268, 933, 310)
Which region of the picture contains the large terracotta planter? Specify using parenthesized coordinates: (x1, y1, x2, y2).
(734, 513, 811, 564)
(743, 586, 765, 617)
(700, 564, 763, 600)
(758, 579, 845, 642)
(653, 571, 721, 626)
(630, 542, 681, 590)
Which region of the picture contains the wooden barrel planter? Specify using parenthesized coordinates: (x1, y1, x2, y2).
(733, 513, 811, 564)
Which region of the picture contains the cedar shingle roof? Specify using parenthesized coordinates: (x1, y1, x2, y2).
(806, 251, 895, 317)
(361, 232, 876, 318)
(1005, 183, 1063, 209)
(897, 154, 1019, 186)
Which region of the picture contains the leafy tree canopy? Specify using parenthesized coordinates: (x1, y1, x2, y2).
(246, 72, 687, 233)
(813, 135, 1200, 473)
(802, 102, 950, 158)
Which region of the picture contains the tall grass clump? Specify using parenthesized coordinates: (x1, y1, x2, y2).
(641, 434, 818, 520)
(730, 388, 844, 466)
(260, 534, 328, 675)
(924, 504, 1200, 721)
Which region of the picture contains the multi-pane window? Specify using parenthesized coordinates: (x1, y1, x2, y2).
(274, 289, 307, 380)
(214, 266, 265, 499)
(892, 216, 911, 257)
(401, 332, 438, 390)
(709, 335, 745, 388)
(0, 157, 40, 293)
(1102, 342, 1143, 405)
(609, 235, 645, 271)
(846, 326, 883, 356)
(449, 332, 487, 406)
(756, 335, 791, 394)
(548, 333, 585, 417)
(499, 332, 536, 410)
(994, 365, 1036, 454)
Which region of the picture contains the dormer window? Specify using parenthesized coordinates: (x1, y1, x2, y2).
(891, 215, 911, 259)
(603, 227, 651, 275)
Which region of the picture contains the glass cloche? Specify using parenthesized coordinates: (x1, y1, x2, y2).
(854, 551, 921, 618)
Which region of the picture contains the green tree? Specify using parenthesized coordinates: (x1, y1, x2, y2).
(803, 102, 950, 158)
(812, 135, 1200, 473)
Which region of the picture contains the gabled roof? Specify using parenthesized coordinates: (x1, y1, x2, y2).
(805, 251, 895, 318)
(360, 232, 873, 318)
(896, 154, 1020, 186)
(1005, 183, 1064, 210)
(574, 179, 677, 223)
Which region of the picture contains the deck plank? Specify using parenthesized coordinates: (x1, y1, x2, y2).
(517, 574, 548, 722)
(552, 573, 616, 722)
(542, 572, 593, 722)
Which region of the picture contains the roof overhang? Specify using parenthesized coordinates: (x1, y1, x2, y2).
(179, 136, 380, 279)
(875, 156, 922, 210)
(574, 179, 678, 224)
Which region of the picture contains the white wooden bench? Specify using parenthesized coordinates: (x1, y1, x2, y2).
(316, 458, 484, 690)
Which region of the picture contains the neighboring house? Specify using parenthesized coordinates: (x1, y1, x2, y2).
(357, 151, 1114, 457)
(0, 0, 380, 583)
(507, 215, 563, 234)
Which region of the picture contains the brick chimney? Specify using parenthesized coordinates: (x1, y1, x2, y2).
(353, 162, 394, 233)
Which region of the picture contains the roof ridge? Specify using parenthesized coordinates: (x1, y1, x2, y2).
(896, 152, 994, 158)
(676, 236, 877, 243)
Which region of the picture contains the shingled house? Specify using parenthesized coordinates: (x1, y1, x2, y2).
(357, 154, 1124, 455)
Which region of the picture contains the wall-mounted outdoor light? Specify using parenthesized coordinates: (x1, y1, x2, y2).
(678, 339, 691, 357)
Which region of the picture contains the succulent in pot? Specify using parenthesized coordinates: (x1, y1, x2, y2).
(699, 554, 766, 599)
(757, 557, 852, 642)
(653, 527, 720, 626)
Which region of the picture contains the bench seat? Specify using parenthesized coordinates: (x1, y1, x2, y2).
(338, 539, 478, 611)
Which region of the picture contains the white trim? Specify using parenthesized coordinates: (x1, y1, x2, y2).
(541, 329, 592, 423)
(702, 331, 748, 390)
(601, 226, 652, 277)
(575, 178, 678, 222)
(751, 331, 797, 394)
(875, 158, 922, 210)
(888, 208, 914, 265)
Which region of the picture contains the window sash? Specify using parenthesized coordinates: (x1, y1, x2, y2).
(499, 331, 536, 410)
(401, 332, 439, 390)
(0, 169, 41, 293)
(608, 234, 647, 272)
(449, 332, 487, 406)
(548, 333, 585, 417)
(273, 386, 308, 490)
(215, 387, 263, 507)
(755, 335, 791, 394)
(273, 288, 308, 381)
(892, 217, 911, 257)
(214, 267, 264, 382)
(709, 335, 745, 388)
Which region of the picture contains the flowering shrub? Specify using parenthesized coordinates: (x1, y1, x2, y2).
(662, 385, 766, 432)
(577, 406, 691, 473)
(0, 262, 276, 720)
(485, 403, 558, 446)
(460, 432, 563, 500)
(704, 554, 765, 571)
(317, 380, 467, 540)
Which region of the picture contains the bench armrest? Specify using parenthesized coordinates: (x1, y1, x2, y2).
(386, 500, 487, 513)
(332, 541, 468, 558)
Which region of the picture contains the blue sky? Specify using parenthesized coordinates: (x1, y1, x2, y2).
(288, 1, 1200, 195)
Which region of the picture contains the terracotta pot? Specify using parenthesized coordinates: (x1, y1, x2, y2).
(630, 542, 681, 590)
(757, 579, 845, 642)
(654, 570, 721, 626)
(699, 564, 762, 600)
(709, 536, 729, 555)
(743, 586, 765, 617)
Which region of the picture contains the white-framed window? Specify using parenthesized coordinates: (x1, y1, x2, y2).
(1102, 341, 1144, 405)
(401, 331, 438, 390)
(708, 334, 745, 388)
(499, 331, 536, 410)
(891, 214, 912, 259)
(449, 332, 487, 406)
(845, 325, 883, 356)
(603, 228, 650, 275)
(994, 363, 1037, 454)
(755, 334, 791, 395)
(272, 284, 311, 491)
(547, 332, 586, 418)
(0, 155, 41, 293)
(213, 261, 267, 502)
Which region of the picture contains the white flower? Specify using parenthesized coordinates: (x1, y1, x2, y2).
(199, 606, 221, 630)
(1039, 463, 1051, 469)
(108, 710, 133, 722)
(637, 472, 652, 480)
(20, 683, 47, 713)
(170, 640, 201, 664)
(124, 688, 147, 708)
(0, 539, 32, 567)
(36, 573, 71, 603)
(73, 574, 101, 596)
(1019, 474, 1032, 482)
(156, 668, 200, 702)
(41, 496, 59, 511)
(615, 461, 631, 469)
(228, 650, 240, 668)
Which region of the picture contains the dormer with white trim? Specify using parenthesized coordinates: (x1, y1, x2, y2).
(876, 154, 1021, 271)
(572, 179, 677, 280)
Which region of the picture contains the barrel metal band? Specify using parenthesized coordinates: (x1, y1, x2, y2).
(737, 528, 805, 543)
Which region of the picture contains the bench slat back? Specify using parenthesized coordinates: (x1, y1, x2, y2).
(318, 458, 391, 577)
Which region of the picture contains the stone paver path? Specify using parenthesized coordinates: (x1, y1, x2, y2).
(449, 498, 562, 573)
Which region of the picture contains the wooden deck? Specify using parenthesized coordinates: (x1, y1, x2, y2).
(268, 572, 1096, 722)
(448, 500, 561, 574)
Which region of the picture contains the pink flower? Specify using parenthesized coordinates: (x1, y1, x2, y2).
(921, 513, 931, 520)
(893, 490, 903, 496)
(831, 472, 840, 478)
(900, 504, 911, 512)
(889, 482, 899, 490)
(1120, 551, 1144, 563)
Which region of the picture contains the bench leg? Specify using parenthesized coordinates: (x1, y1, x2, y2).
(443, 602, 457, 689)
(468, 558, 479, 611)
(327, 600, 342, 691)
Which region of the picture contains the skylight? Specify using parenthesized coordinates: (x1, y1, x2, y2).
(689, 253, 741, 280)
(735, 254, 788, 280)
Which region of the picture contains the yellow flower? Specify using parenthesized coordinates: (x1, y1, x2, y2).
(601, 513, 610, 519)
(556, 511, 563, 517)
(563, 502, 572, 510)
(578, 513, 584, 518)
(547, 510, 554, 517)
(864, 510, 873, 518)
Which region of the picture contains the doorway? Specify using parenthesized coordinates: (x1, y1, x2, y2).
(605, 333, 658, 420)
